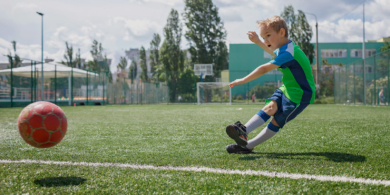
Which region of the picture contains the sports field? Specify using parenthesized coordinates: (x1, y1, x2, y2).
(1, 104, 390, 194)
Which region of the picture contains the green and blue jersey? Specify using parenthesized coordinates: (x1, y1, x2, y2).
(269, 40, 316, 104)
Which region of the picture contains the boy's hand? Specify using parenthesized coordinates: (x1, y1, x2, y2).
(229, 78, 245, 87)
(247, 31, 261, 44)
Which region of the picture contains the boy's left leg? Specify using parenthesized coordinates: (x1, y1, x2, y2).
(246, 119, 279, 149)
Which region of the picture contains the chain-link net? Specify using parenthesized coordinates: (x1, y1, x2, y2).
(334, 49, 390, 105)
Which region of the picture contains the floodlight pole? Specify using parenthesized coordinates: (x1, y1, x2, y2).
(37, 12, 44, 101)
(303, 11, 320, 95)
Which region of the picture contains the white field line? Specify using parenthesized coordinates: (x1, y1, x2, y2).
(1, 159, 390, 186)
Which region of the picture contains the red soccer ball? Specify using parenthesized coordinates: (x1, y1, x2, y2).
(18, 101, 67, 148)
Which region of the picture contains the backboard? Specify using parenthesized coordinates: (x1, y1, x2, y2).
(194, 64, 213, 79)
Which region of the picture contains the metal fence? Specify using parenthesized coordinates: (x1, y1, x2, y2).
(334, 49, 390, 105)
(5, 51, 390, 107)
(0, 58, 108, 107)
(108, 70, 284, 105)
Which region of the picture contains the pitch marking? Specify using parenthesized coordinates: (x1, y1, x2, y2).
(1, 159, 389, 186)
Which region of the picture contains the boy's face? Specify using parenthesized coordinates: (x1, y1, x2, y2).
(260, 25, 285, 51)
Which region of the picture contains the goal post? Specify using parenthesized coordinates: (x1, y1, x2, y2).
(197, 82, 231, 105)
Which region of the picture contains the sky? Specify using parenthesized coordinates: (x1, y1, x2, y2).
(1, 0, 389, 73)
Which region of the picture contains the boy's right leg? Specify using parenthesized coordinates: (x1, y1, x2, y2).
(245, 100, 278, 134)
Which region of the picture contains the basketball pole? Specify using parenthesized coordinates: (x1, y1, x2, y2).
(200, 73, 203, 104)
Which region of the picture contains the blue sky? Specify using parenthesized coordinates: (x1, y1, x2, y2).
(0, 0, 389, 72)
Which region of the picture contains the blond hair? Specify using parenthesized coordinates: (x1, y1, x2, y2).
(257, 16, 288, 38)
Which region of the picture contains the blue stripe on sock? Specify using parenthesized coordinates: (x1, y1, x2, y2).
(257, 110, 270, 122)
(267, 122, 280, 132)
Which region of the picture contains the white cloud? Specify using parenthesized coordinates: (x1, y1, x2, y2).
(1, 0, 390, 73)
(315, 17, 390, 43)
(112, 17, 161, 39)
(219, 7, 243, 22)
(128, 0, 182, 6)
(12, 2, 38, 11)
(0, 37, 44, 62)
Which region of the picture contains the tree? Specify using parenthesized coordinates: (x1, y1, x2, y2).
(376, 41, 390, 80)
(75, 48, 82, 69)
(139, 46, 148, 82)
(6, 41, 28, 88)
(7, 41, 22, 68)
(87, 40, 112, 82)
(160, 9, 185, 102)
(380, 41, 390, 52)
(182, 0, 228, 78)
(177, 67, 198, 102)
(149, 33, 161, 81)
(319, 59, 336, 98)
(281, 5, 314, 64)
(128, 60, 137, 84)
(61, 42, 76, 67)
(116, 56, 128, 79)
(88, 40, 104, 72)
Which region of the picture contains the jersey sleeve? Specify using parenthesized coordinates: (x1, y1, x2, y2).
(269, 49, 295, 69)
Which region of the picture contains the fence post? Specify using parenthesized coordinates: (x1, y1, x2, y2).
(31, 61, 33, 103)
(10, 58, 13, 107)
(71, 67, 73, 106)
(373, 55, 376, 105)
(353, 63, 355, 104)
(34, 62, 37, 102)
(86, 70, 89, 106)
(55, 65, 57, 105)
(338, 67, 341, 104)
(346, 65, 348, 103)
(388, 52, 390, 106)
(333, 70, 336, 104)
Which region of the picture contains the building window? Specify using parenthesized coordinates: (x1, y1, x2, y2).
(321, 49, 347, 58)
(350, 49, 376, 58)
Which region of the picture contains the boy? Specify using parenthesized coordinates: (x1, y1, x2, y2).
(226, 16, 315, 154)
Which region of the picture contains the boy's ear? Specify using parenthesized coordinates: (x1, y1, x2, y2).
(279, 28, 286, 37)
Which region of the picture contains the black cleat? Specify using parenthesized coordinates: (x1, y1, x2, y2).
(226, 144, 253, 154)
(226, 121, 248, 147)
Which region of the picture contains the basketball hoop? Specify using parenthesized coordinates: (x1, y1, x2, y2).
(194, 64, 213, 79)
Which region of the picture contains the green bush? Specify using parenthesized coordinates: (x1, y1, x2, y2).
(249, 84, 277, 99)
(236, 95, 243, 100)
(314, 96, 334, 104)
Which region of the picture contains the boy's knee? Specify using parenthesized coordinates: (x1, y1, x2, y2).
(263, 100, 278, 116)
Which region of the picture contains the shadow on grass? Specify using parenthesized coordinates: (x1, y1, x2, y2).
(34, 177, 86, 187)
(240, 152, 366, 162)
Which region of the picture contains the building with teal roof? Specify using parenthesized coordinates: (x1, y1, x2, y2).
(228, 41, 386, 97)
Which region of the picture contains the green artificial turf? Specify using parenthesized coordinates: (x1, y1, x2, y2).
(1, 104, 390, 194)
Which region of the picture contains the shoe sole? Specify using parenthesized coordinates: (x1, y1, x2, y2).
(226, 144, 253, 154)
(226, 125, 248, 147)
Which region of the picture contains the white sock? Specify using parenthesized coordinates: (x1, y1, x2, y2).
(246, 123, 279, 149)
(245, 110, 270, 134)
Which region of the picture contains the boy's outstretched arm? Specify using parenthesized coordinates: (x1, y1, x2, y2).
(229, 63, 279, 87)
(247, 31, 276, 56)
